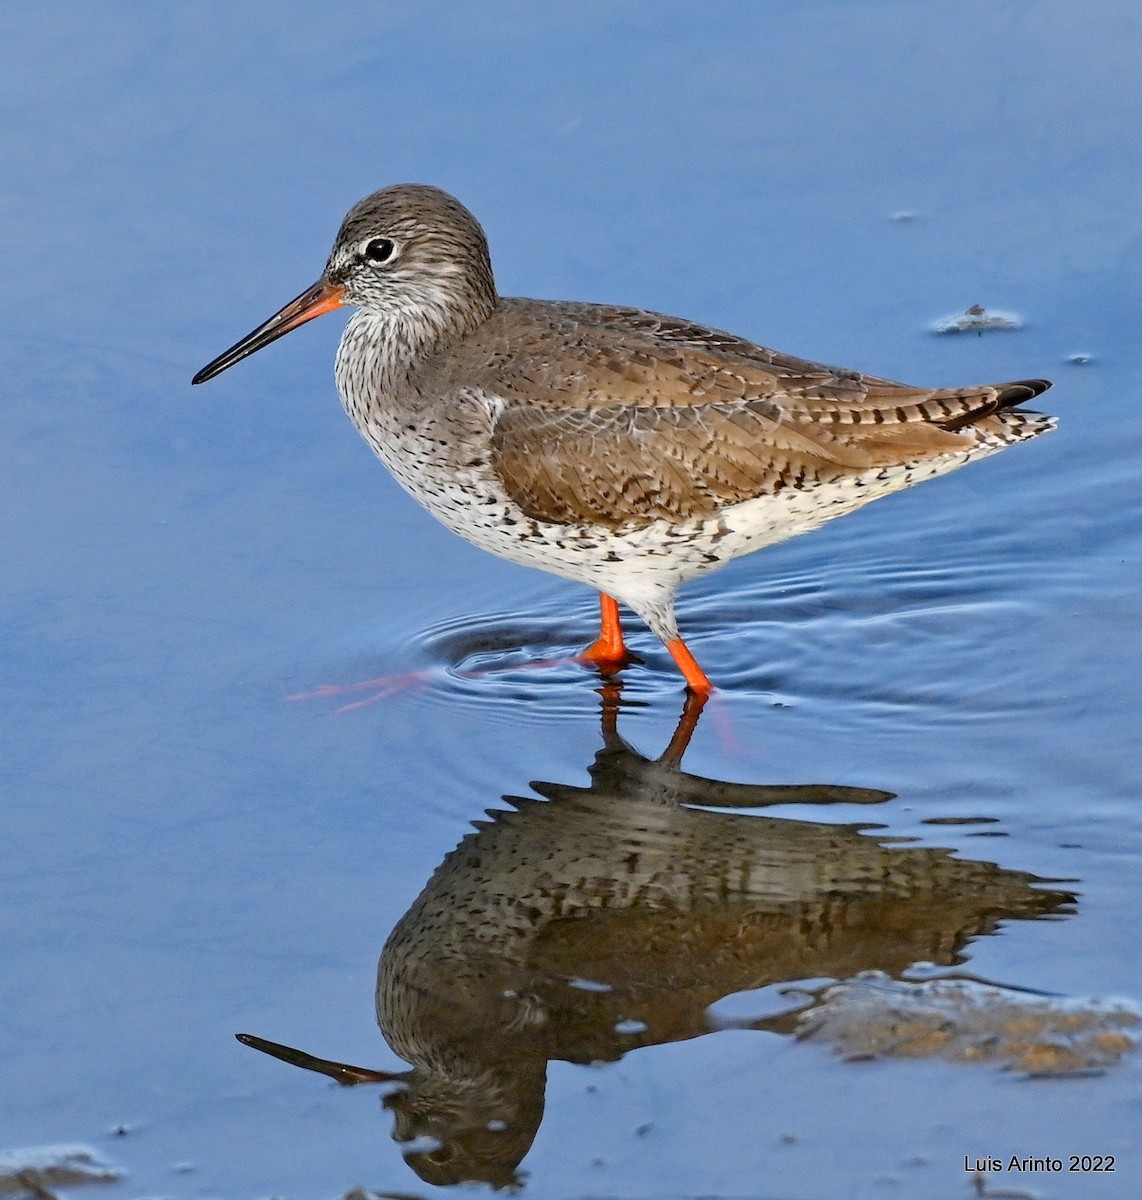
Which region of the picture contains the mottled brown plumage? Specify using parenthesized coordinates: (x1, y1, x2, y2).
(452, 300, 1049, 527)
(193, 184, 1055, 691)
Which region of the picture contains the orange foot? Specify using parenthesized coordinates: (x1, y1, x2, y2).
(665, 636, 714, 695)
(577, 593, 639, 674)
(583, 594, 714, 693)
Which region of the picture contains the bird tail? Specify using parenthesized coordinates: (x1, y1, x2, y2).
(933, 378, 1055, 443)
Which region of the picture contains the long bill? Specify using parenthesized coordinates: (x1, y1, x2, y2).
(235, 1031, 410, 1087)
(191, 279, 345, 384)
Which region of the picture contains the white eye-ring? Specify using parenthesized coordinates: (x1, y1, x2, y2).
(361, 236, 397, 265)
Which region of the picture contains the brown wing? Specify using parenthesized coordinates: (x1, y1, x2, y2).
(445, 299, 1051, 527)
(491, 399, 983, 527)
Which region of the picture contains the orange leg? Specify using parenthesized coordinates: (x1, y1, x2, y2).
(658, 688, 709, 764)
(666, 636, 714, 695)
(579, 593, 630, 672)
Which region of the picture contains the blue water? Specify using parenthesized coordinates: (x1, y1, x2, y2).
(3, 3, 1141, 1198)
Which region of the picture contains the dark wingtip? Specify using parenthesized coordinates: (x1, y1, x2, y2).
(997, 378, 1053, 406)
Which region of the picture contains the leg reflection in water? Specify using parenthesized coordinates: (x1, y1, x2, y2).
(238, 683, 1085, 1189)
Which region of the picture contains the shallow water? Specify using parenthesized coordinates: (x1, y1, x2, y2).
(3, 3, 1141, 1198)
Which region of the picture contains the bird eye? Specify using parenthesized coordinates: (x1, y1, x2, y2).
(362, 237, 396, 264)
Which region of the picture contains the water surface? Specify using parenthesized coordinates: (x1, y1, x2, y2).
(3, 3, 1141, 1198)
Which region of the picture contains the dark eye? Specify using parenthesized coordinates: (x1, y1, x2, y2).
(362, 237, 395, 264)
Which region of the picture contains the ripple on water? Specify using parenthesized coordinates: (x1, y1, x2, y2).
(294, 596, 700, 722)
(286, 506, 1084, 723)
(665, 540, 1080, 724)
(405, 600, 738, 720)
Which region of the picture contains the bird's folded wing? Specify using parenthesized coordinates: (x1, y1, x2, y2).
(445, 301, 1037, 527)
(489, 398, 970, 527)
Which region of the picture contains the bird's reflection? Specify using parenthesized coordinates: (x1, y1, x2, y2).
(240, 685, 1074, 1189)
